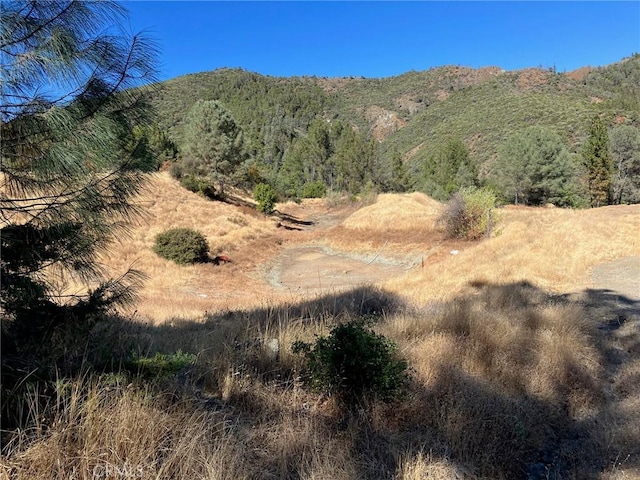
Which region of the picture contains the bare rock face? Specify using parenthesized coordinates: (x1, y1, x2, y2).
(365, 105, 406, 141)
(393, 94, 427, 115)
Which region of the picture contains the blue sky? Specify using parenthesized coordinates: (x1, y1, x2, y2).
(123, 1, 640, 80)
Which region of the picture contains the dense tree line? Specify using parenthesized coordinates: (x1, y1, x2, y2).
(147, 54, 640, 206)
(610, 124, 640, 204)
(491, 126, 579, 206)
(168, 100, 640, 208)
(421, 137, 478, 201)
(151, 69, 330, 172)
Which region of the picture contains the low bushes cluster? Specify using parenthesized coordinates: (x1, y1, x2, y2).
(153, 228, 209, 264)
(126, 350, 196, 379)
(438, 186, 498, 240)
(179, 175, 217, 199)
(301, 181, 326, 199)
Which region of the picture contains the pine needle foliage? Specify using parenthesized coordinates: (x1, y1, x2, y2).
(491, 126, 580, 206)
(181, 99, 246, 196)
(610, 124, 640, 204)
(0, 0, 159, 393)
(582, 115, 614, 207)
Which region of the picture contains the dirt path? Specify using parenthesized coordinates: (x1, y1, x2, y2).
(591, 256, 640, 301)
(265, 245, 415, 293)
(265, 200, 430, 294)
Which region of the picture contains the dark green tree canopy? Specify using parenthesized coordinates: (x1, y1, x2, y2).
(491, 126, 579, 206)
(610, 124, 640, 204)
(387, 148, 410, 193)
(181, 99, 246, 194)
(422, 137, 477, 201)
(582, 115, 613, 207)
(275, 118, 380, 197)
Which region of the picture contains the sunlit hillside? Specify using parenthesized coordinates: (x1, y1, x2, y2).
(80, 173, 640, 320)
(5, 3, 640, 479)
(6, 173, 640, 480)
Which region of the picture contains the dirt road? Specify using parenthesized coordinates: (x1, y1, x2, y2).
(265, 245, 415, 293)
(591, 256, 640, 301)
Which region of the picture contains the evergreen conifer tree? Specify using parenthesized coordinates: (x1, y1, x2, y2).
(182, 100, 246, 195)
(492, 126, 578, 206)
(582, 116, 613, 207)
(423, 137, 477, 200)
(610, 125, 640, 204)
(1, 1, 158, 367)
(388, 149, 409, 193)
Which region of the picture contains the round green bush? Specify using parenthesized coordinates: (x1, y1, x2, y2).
(254, 182, 278, 214)
(292, 319, 408, 406)
(153, 228, 209, 264)
(438, 187, 498, 240)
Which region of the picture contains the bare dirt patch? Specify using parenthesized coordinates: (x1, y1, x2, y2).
(266, 245, 414, 294)
(591, 256, 640, 301)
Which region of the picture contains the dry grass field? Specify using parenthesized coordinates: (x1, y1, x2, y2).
(3, 173, 640, 479)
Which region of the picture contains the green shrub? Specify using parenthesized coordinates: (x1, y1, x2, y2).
(254, 182, 278, 214)
(358, 180, 379, 205)
(301, 181, 326, 198)
(169, 161, 184, 179)
(153, 228, 209, 264)
(438, 187, 498, 240)
(292, 319, 408, 406)
(179, 175, 216, 198)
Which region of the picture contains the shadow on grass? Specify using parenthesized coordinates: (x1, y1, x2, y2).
(274, 209, 315, 227)
(3, 282, 639, 479)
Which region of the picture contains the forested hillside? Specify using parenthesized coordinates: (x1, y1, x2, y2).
(148, 54, 640, 204)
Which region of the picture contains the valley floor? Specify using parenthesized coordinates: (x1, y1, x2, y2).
(4, 173, 640, 479)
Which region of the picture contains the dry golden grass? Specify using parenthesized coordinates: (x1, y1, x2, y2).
(5, 282, 640, 479)
(395, 451, 474, 480)
(341, 192, 442, 231)
(65, 174, 640, 320)
(81, 172, 292, 321)
(1, 379, 247, 480)
(385, 203, 640, 304)
(5, 177, 640, 479)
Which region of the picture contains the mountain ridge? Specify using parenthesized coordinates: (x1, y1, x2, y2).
(149, 53, 639, 196)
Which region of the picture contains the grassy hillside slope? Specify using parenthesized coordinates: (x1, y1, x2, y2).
(80, 173, 640, 318)
(5, 173, 640, 479)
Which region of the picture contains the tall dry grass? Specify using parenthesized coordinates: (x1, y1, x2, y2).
(62, 172, 290, 321)
(5, 179, 640, 479)
(0, 377, 249, 480)
(5, 283, 639, 479)
(382, 203, 640, 303)
(65, 174, 640, 321)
